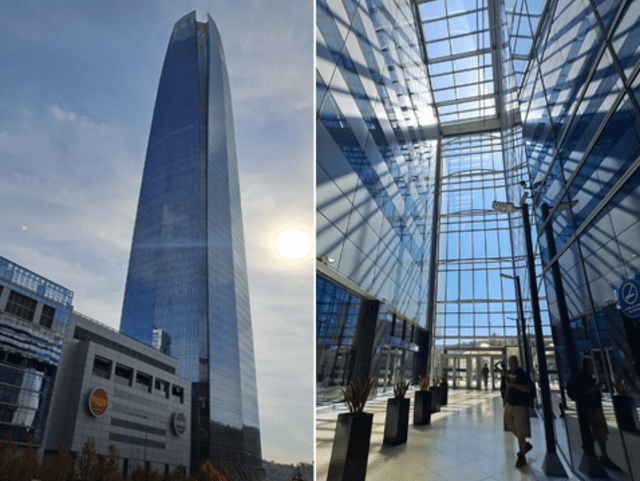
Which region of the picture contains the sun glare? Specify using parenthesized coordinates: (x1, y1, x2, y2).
(276, 229, 311, 259)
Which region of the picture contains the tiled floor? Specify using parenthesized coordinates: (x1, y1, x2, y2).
(316, 389, 596, 480)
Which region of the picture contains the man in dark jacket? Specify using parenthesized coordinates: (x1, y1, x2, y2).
(482, 363, 489, 388)
(504, 355, 533, 468)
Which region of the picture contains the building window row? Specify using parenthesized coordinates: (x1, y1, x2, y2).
(1, 288, 57, 330)
(91, 355, 184, 404)
(74, 327, 176, 375)
(0, 349, 55, 377)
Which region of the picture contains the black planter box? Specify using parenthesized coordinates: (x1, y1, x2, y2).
(429, 386, 441, 412)
(327, 412, 373, 481)
(414, 390, 432, 425)
(613, 395, 638, 432)
(440, 383, 448, 405)
(383, 398, 410, 445)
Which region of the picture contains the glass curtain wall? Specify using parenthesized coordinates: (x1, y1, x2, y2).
(519, 0, 640, 474)
(419, 0, 555, 388)
(434, 133, 522, 383)
(315, 0, 439, 403)
(505, 0, 544, 89)
(316, 277, 362, 403)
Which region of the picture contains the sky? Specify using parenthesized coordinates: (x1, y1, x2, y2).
(0, 0, 313, 465)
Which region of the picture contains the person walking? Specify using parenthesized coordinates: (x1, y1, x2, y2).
(481, 363, 489, 388)
(503, 355, 533, 468)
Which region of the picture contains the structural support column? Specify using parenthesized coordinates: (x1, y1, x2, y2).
(521, 203, 567, 477)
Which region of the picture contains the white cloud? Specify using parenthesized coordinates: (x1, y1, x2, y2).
(0, 104, 142, 255)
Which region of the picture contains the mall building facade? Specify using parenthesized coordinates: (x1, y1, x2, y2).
(0, 256, 191, 475)
(41, 311, 191, 476)
(317, 0, 640, 476)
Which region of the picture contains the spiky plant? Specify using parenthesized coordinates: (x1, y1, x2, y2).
(419, 374, 430, 391)
(616, 379, 628, 395)
(393, 377, 411, 399)
(342, 377, 374, 413)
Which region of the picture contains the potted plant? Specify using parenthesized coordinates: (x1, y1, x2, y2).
(383, 377, 411, 445)
(440, 371, 449, 405)
(414, 374, 432, 425)
(327, 377, 374, 481)
(428, 378, 441, 413)
(612, 380, 638, 432)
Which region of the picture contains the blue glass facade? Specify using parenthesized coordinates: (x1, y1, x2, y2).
(0, 257, 72, 446)
(519, 0, 640, 473)
(316, 0, 438, 401)
(120, 12, 261, 474)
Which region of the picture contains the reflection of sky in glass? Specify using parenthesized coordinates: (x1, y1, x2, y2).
(418, 0, 541, 122)
(421, 0, 493, 124)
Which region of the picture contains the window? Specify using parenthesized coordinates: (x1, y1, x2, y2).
(154, 378, 169, 398)
(114, 364, 132, 386)
(5, 291, 37, 322)
(92, 356, 112, 379)
(6, 352, 23, 367)
(135, 371, 152, 393)
(171, 385, 184, 404)
(39, 305, 55, 328)
(73, 327, 176, 375)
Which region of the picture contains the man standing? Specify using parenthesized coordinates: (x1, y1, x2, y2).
(504, 355, 533, 468)
(481, 363, 489, 388)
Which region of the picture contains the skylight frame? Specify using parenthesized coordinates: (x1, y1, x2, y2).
(417, 0, 501, 127)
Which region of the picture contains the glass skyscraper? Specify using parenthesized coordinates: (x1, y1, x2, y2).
(120, 12, 261, 476)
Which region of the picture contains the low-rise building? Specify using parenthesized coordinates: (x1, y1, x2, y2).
(42, 310, 191, 475)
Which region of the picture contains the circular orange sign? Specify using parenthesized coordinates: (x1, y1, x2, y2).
(89, 388, 109, 416)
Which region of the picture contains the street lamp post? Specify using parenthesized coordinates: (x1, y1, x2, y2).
(492, 200, 567, 477)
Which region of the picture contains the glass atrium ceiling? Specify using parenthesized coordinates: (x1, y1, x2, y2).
(415, 0, 543, 129)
